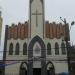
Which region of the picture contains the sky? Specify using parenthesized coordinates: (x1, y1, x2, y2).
(0, 0, 75, 58)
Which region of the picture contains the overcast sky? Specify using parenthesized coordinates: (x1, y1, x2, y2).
(0, 0, 75, 58)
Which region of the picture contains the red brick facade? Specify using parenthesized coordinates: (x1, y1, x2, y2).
(7, 21, 69, 40)
(45, 21, 70, 40)
(8, 22, 28, 40)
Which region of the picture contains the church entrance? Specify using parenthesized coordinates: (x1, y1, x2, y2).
(28, 36, 46, 75)
(33, 68, 41, 75)
(20, 62, 27, 75)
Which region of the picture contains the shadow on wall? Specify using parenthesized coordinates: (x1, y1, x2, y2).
(58, 72, 69, 75)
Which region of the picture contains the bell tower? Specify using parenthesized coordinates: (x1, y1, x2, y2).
(29, 0, 45, 38)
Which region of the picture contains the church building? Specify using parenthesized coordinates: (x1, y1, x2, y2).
(3, 0, 70, 75)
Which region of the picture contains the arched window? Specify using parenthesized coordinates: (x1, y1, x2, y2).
(15, 43, 20, 55)
(9, 43, 13, 55)
(61, 42, 66, 54)
(33, 42, 41, 56)
(55, 42, 59, 55)
(23, 43, 27, 55)
(47, 43, 51, 55)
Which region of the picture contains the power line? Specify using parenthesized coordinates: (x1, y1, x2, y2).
(1, 46, 72, 52)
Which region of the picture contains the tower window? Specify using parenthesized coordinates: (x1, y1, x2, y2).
(15, 43, 20, 55)
(9, 43, 13, 55)
(47, 43, 51, 55)
(55, 42, 59, 55)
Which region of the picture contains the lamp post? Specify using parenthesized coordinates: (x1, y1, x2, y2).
(60, 17, 75, 75)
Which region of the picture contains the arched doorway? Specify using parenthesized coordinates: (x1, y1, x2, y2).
(47, 62, 55, 75)
(28, 35, 46, 75)
(19, 62, 27, 75)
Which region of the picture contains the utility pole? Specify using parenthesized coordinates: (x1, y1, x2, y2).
(0, 8, 3, 46)
(60, 17, 75, 75)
